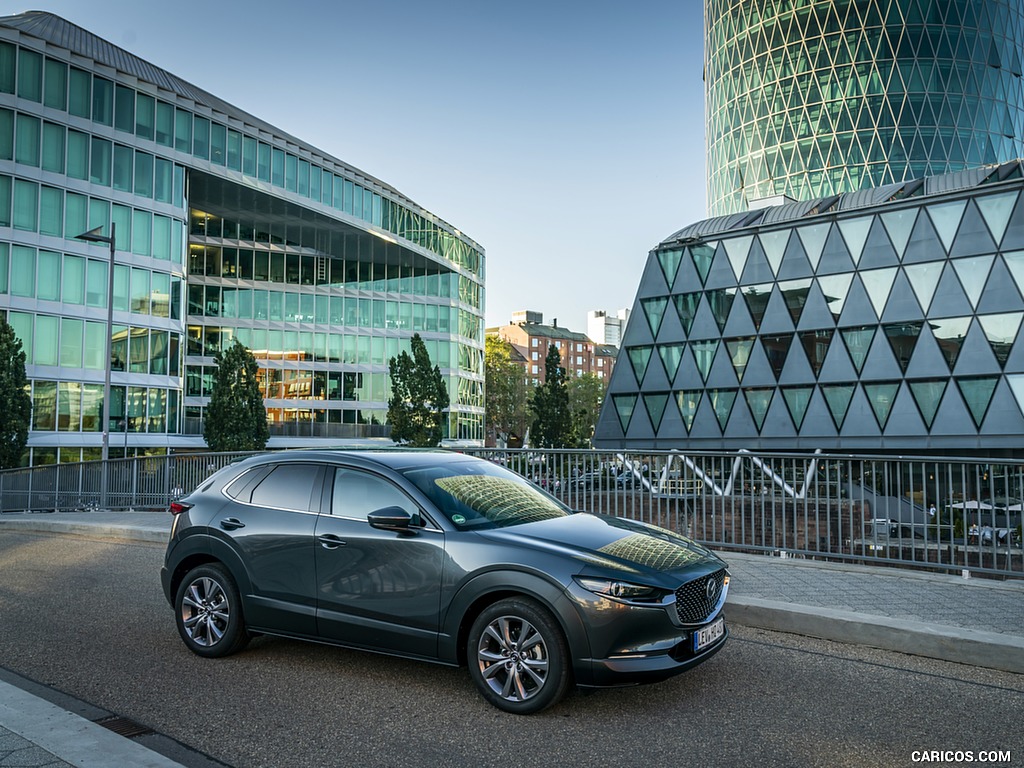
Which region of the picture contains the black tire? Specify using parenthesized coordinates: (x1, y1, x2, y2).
(467, 597, 571, 714)
(174, 563, 250, 658)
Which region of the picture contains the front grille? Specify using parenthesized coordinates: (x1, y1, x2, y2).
(675, 569, 726, 624)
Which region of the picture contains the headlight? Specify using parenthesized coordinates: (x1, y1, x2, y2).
(575, 576, 660, 601)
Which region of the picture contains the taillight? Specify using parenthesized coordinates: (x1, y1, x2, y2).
(169, 501, 193, 515)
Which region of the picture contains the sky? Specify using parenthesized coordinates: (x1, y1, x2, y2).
(4, 0, 709, 331)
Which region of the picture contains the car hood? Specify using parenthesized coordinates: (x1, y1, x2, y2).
(475, 512, 725, 580)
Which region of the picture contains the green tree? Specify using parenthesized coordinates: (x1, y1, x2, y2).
(388, 333, 450, 446)
(567, 372, 607, 447)
(485, 336, 529, 446)
(530, 344, 572, 448)
(0, 317, 31, 468)
(203, 340, 270, 452)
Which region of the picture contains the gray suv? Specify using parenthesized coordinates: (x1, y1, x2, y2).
(161, 450, 729, 714)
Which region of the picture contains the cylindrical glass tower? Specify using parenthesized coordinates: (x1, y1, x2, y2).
(705, 0, 1024, 216)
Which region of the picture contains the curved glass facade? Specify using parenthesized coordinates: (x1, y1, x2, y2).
(0, 12, 484, 464)
(706, 0, 1024, 216)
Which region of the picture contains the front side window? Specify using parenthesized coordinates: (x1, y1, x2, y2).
(331, 468, 419, 521)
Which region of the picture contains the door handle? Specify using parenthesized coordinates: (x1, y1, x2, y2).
(318, 534, 346, 549)
(220, 517, 245, 530)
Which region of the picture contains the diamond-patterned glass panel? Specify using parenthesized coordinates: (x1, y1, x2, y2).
(691, 340, 719, 382)
(956, 376, 999, 428)
(726, 337, 755, 382)
(674, 292, 701, 336)
(707, 289, 736, 332)
(799, 329, 833, 377)
(627, 345, 653, 384)
(908, 379, 948, 429)
(708, 388, 736, 430)
(657, 249, 682, 288)
(612, 393, 637, 433)
(658, 343, 685, 381)
(929, 317, 972, 371)
(744, 388, 774, 431)
(978, 312, 1022, 366)
(863, 381, 900, 429)
(883, 322, 924, 373)
(643, 392, 670, 431)
(676, 390, 702, 432)
(840, 326, 875, 374)
(742, 284, 773, 330)
(817, 273, 853, 321)
(821, 383, 856, 430)
(778, 279, 811, 324)
(782, 386, 814, 430)
(761, 333, 792, 379)
(641, 296, 669, 338)
(691, 243, 716, 284)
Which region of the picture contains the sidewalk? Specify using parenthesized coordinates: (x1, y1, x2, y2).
(0, 509, 1022, 766)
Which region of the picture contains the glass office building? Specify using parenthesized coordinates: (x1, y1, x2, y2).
(0, 11, 485, 465)
(594, 162, 1024, 455)
(706, 0, 1024, 216)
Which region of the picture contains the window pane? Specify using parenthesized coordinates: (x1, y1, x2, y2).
(271, 147, 285, 186)
(58, 382, 82, 432)
(63, 255, 85, 305)
(68, 67, 91, 118)
(192, 115, 209, 159)
(226, 129, 241, 170)
(37, 249, 60, 301)
(0, 243, 7, 294)
(89, 137, 111, 186)
(86, 259, 107, 308)
(243, 135, 257, 176)
(41, 121, 64, 173)
(134, 151, 153, 197)
(285, 153, 297, 191)
(155, 101, 173, 146)
(65, 192, 87, 237)
(60, 318, 83, 367)
(17, 48, 42, 102)
(32, 380, 55, 430)
(0, 42, 14, 93)
(174, 108, 191, 153)
(112, 144, 133, 191)
(114, 84, 134, 132)
(0, 108, 11, 160)
(0, 175, 8, 227)
(135, 93, 154, 139)
(113, 264, 129, 311)
(152, 215, 171, 261)
(88, 197, 109, 234)
(112, 204, 131, 251)
(154, 157, 172, 203)
(15, 113, 40, 166)
(39, 186, 62, 237)
(84, 322, 105, 368)
(66, 129, 88, 179)
(12, 179, 38, 232)
(92, 76, 113, 126)
(131, 210, 151, 257)
(210, 122, 225, 165)
(34, 314, 58, 365)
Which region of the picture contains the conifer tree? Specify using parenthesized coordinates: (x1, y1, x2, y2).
(203, 340, 270, 452)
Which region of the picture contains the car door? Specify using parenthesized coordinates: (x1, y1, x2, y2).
(216, 461, 323, 635)
(314, 465, 446, 659)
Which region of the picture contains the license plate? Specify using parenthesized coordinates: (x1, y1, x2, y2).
(693, 617, 725, 652)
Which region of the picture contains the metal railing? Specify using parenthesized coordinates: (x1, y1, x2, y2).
(1, 447, 1021, 578)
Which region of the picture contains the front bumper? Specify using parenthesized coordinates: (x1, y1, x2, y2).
(578, 616, 728, 688)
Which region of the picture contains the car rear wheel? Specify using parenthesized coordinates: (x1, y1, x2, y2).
(468, 597, 571, 714)
(174, 564, 250, 658)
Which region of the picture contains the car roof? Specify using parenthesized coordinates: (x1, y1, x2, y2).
(232, 448, 484, 472)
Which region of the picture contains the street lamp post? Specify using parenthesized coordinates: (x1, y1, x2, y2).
(76, 223, 116, 509)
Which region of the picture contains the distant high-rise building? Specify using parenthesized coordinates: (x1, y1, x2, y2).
(705, 0, 1024, 216)
(587, 309, 630, 347)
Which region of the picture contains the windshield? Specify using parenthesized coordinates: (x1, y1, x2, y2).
(399, 460, 570, 530)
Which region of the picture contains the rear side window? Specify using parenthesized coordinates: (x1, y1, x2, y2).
(246, 463, 321, 512)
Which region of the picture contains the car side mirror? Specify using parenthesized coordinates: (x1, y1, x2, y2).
(367, 506, 418, 532)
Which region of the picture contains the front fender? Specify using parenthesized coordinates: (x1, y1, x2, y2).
(439, 568, 591, 678)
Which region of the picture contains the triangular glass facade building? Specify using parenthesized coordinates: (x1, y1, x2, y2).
(594, 162, 1024, 453)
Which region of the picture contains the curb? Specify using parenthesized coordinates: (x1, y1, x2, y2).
(728, 595, 1024, 675)
(0, 517, 168, 544)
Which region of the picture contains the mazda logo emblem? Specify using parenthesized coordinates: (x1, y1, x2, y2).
(705, 578, 717, 600)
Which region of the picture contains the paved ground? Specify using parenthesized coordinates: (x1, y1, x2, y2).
(0, 509, 1021, 767)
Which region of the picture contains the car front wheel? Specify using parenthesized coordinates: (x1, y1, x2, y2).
(174, 563, 250, 658)
(468, 597, 571, 714)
